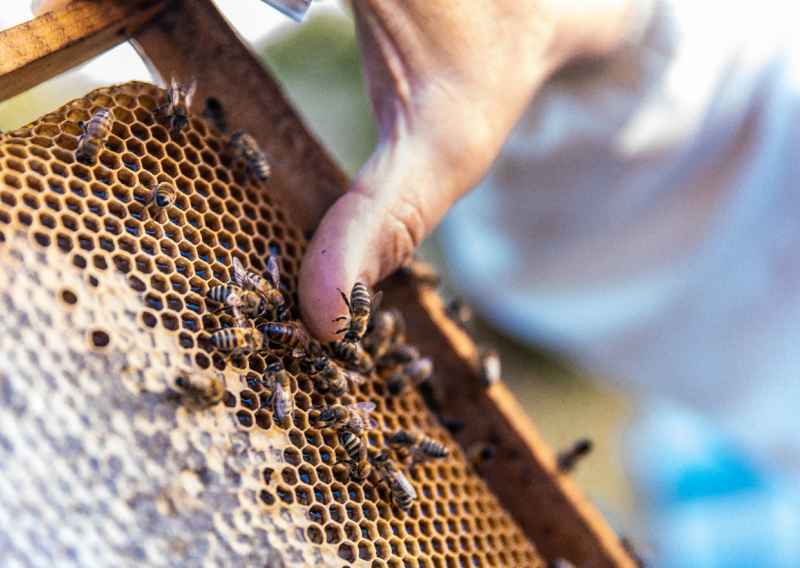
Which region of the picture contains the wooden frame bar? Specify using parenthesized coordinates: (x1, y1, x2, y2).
(0, 0, 170, 103)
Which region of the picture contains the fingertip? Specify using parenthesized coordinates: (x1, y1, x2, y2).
(298, 195, 372, 343)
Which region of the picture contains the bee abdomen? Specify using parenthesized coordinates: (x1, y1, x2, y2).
(419, 437, 449, 459)
(340, 431, 364, 462)
(207, 285, 235, 303)
(153, 183, 176, 208)
(390, 484, 414, 512)
(251, 159, 270, 182)
(210, 328, 244, 351)
(350, 283, 371, 312)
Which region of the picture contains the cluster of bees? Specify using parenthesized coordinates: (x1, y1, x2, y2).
(206, 259, 449, 512)
(75, 75, 451, 513)
(75, 75, 270, 221)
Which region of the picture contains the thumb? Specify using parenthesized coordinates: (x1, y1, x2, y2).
(299, 136, 450, 342)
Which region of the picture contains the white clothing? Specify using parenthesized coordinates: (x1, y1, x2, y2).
(442, 0, 800, 479)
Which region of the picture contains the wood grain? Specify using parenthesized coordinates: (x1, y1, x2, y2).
(132, 0, 350, 232)
(0, 0, 170, 103)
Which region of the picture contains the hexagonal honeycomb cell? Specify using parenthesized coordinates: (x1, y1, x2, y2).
(0, 82, 544, 567)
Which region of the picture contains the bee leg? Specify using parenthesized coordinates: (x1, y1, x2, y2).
(332, 316, 348, 323)
(334, 327, 348, 335)
(77, 119, 86, 134)
(337, 288, 351, 310)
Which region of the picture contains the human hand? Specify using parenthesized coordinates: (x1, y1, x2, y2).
(299, 0, 636, 340)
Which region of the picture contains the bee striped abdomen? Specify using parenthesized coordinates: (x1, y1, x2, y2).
(76, 109, 112, 165)
(261, 322, 303, 350)
(153, 182, 176, 208)
(389, 479, 414, 512)
(419, 437, 450, 459)
(340, 431, 365, 462)
(350, 283, 371, 315)
(207, 285, 237, 304)
(209, 328, 245, 351)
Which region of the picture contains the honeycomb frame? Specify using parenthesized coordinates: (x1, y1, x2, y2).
(0, 82, 545, 568)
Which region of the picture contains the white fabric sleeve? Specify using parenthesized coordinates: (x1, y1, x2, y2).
(441, 0, 800, 473)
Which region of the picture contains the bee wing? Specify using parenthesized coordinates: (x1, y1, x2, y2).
(267, 256, 281, 287)
(341, 368, 366, 386)
(291, 320, 312, 353)
(232, 257, 248, 287)
(345, 401, 376, 413)
(184, 76, 197, 107)
(274, 383, 294, 420)
(367, 291, 384, 323)
(388, 468, 417, 499)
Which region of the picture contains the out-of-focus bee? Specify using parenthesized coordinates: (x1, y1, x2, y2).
(260, 321, 312, 357)
(232, 256, 284, 314)
(156, 75, 197, 133)
(207, 285, 268, 327)
(477, 346, 502, 387)
(336, 430, 370, 483)
(362, 308, 405, 361)
(620, 537, 647, 568)
(548, 559, 578, 568)
(76, 108, 112, 165)
(317, 402, 378, 436)
(385, 357, 433, 396)
(203, 97, 226, 132)
(264, 362, 294, 422)
(397, 255, 441, 287)
(330, 340, 374, 375)
(334, 282, 383, 344)
(379, 344, 419, 368)
(312, 359, 366, 398)
(231, 130, 271, 182)
(444, 298, 474, 331)
(209, 327, 266, 357)
(467, 442, 496, 474)
(145, 181, 177, 220)
(556, 438, 594, 473)
(175, 370, 224, 404)
(374, 455, 416, 513)
(389, 430, 450, 464)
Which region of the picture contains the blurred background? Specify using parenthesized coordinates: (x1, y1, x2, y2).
(0, 0, 643, 556)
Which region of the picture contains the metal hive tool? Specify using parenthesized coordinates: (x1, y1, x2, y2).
(0, 81, 545, 568)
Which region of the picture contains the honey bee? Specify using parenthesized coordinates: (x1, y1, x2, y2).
(316, 402, 378, 436)
(374, 455, 416, 513)
(444, 298, 474, 331)
(312, 359, 366, 397)
(259, 321, 312, 357)
(331, 340, 374, 375)
(207, 285, 269, 327)
(156, 75, 197, 133)
(334, 282, 383, 344)
(397, 255, 441, 287)
(76, 108, 112, 165)
(144, 181, 177, 220)
(264, 362, 294, 422)
(466, 442, 496, 474)
(232, 256, 284, 314)
(389, 430, 450, 464)
(362, 308, 405, 361)
(548, 559, 578, 568)
(175, 370, 224, 404)
(385, 357, 433, 395)
(556, 438, 594, 473)
(379, 344, 419, 368)
(477, 346, 502, 387)
(209, 327, 266, 356)
(203, 97, 226, 132)
(231, 130, 271, 182)
(336, 430, 370, 483)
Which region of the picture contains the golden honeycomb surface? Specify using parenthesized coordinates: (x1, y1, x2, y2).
(0, 81, 545, 568)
